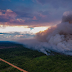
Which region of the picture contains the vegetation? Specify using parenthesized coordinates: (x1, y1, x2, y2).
(0, 61, 21, 72)
(0, 41, 72, 72)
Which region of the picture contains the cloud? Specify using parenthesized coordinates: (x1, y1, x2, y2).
(39, 13, 46, 18)
(0, 9, 17, 22)
(0, 0, 72, 27)
(15, 6, 33, 18)
(0, 9, 26, 24)
(0, 9, 61, 27)
(0, 31, 35, 41)
(37, 0, 72, 8)
(9, 18, 25, 24)
(16, 11, 33, 18)
(0, 9, 17, 19)
(32, 16, 37, 20)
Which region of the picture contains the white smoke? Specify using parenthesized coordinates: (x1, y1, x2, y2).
(35, 22, 72, 55)
(17, 11, 72, 55)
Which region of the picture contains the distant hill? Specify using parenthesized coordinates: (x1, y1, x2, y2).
(0, 41, 18, 44)
(0, 41, 22, 49)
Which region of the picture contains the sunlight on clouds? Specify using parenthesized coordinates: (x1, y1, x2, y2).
(14, 35, 23, 38)
(31, 27, 49, 33)
(0, 25, 30, 33)
(0, 25, 49, 34)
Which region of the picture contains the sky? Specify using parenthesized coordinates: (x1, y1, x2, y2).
(0, 0, 72, 41)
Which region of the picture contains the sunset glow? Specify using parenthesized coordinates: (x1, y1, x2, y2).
(0, 0, 70, 40)
(0, 25, 49, 34)
(31, 27, 49, 33)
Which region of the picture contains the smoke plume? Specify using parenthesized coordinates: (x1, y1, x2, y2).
(18, 11, 72, 55)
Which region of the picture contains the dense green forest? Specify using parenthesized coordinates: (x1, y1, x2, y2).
(0, 41, 72, 72)
(0, 61, 21, 72)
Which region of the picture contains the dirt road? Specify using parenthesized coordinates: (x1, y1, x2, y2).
(0, 58, 28, 72)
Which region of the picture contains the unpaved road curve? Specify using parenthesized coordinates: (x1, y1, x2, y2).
(0, 58, 28, 72)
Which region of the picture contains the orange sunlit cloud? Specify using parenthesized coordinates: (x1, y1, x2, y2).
(31, 27, 49, 33)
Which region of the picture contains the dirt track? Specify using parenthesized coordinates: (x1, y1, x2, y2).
(0, 58, 28, 72)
